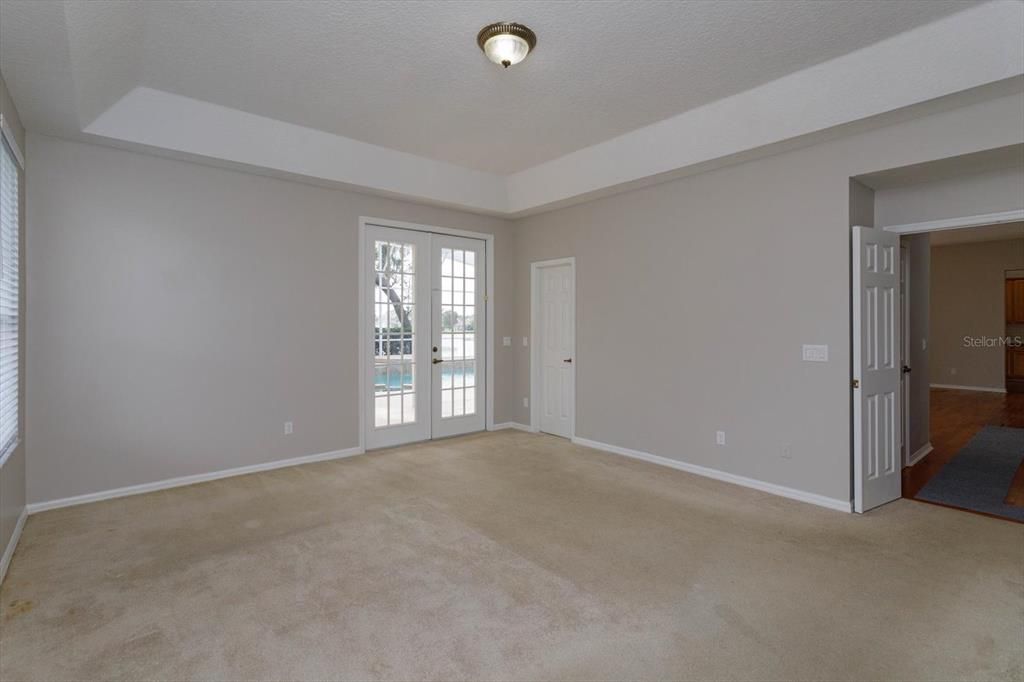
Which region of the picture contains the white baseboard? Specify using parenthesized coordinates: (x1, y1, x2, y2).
(906, 442, 934, 467)
(0, 507, 27, 584)
(492, 422, 534, 432)
(27, 446, 364, 515)
(930, 383, 1006, 393)
(570, 436, 852, 513)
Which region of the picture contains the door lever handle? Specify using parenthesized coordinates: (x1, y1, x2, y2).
(902, 365, 912, 374)
(563, 358, 572, 363)
(432, 358, 444, 364)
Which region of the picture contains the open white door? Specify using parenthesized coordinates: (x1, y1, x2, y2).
(853, 226, 902, 512)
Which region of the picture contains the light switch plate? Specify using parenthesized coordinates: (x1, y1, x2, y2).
(503, 336, 512, 347)
(522, 337, 529, 346)
(802, 344, 829, 362)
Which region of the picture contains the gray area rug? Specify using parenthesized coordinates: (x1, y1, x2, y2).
(916, 426, 1024, 522)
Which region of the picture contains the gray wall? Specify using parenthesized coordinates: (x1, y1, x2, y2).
(903, 233, 931, 457)
(507, 92, 1024, 503)
(26, 134, 516, 504)
(0, 71, 26, 570)
(849, 179, 875, 228)
(930, 238, 1024, 390)
(875, 166, 1024, 227)
(23, 90, 1024, 507)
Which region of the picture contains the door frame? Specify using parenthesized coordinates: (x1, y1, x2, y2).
(850, 208, 1024, 508)
(900, 244, 911, 466)
(358, 217, 495, 451)
(529, 257, 576, 438)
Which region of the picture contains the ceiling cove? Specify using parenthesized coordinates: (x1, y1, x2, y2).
(1, 0, 1022, 215)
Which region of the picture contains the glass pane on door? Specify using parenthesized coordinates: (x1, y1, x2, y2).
(374, 239, 418, 427)
(439, 247, 478, 419)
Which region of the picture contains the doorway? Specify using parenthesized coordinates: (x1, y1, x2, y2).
(853, 210, 1024, 515)
(361, 220, 491, 450)
(530, 258, 575, 439)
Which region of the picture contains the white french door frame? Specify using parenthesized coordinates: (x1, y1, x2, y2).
(358, 217, 495, 451)
(529, 257, 576, 438)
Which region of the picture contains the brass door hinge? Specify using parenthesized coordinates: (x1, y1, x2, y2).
(852, 379, 860, 389)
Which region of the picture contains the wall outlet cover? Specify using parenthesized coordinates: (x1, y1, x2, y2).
(801, 344, 829, 362)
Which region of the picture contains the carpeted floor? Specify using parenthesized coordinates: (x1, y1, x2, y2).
(2, 430, 1022, 681)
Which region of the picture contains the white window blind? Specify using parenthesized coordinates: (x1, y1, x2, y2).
(0, 136, 20, 457)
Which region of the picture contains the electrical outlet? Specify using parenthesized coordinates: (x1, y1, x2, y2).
(781, 444, 793, 460)
(284, 421, 293, 435)
(716, 431, 726, 446)
(950, 368, 957, 376)
(523, 397, 529, 408)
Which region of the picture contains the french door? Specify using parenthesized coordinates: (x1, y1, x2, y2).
(365, 225, 485, 449)
(431, 235, 486, 439)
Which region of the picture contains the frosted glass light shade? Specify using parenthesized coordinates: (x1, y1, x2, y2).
(483, 34, 530, 68)
(477, 23, 536, 68)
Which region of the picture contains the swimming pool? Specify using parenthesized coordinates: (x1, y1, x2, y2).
(375, 364, 476, 390)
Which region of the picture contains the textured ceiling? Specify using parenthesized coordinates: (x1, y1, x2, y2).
(1, 0, 980, 174)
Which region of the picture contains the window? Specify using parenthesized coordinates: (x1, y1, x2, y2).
(0, 132, 20, 457)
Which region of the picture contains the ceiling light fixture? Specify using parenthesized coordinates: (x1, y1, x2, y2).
(477, 22, 537, 68)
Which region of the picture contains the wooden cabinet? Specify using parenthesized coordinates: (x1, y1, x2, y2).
(1007, 279, 1024, 323)
(1007, 347, 1024, 394)
(1009, 347, 1024, 378)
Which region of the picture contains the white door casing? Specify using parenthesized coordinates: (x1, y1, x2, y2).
(853, 226, 902, 512)
(431, 235, 486, 438)
(532, 260, 575, 438)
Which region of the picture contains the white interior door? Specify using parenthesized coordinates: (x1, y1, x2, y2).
(853, 226, 902, 512)
(366, 226, 431, 449)
(431, 235, 486, 438)
(538, 263, 574, 438)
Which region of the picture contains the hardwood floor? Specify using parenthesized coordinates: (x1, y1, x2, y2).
(903, 388, 1024, 504)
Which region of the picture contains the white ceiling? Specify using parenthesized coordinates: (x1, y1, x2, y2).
(137, 0, 982, 175)
(2, 1, 1022, 214)
(0, 0, 982, 173)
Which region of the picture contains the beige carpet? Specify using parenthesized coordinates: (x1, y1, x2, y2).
(2, 430, 1022, 681)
